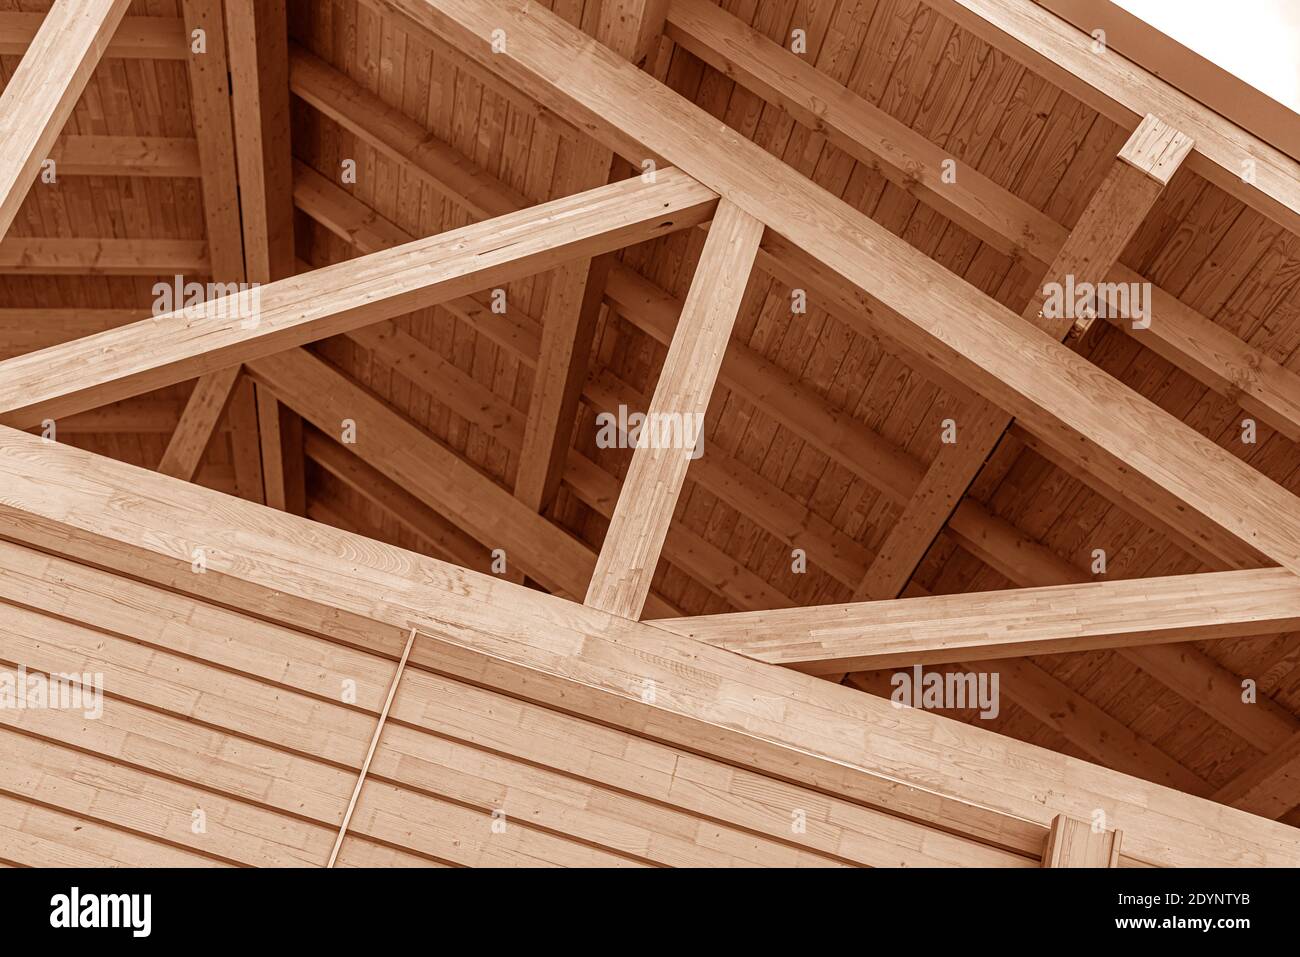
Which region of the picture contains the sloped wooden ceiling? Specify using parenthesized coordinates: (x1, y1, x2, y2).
(0, 0, 1299, 866)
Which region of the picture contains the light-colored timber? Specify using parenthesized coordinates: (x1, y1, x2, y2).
(0, 0, 1296, 868)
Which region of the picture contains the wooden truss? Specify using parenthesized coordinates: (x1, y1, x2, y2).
(0, 0, 1298, 867)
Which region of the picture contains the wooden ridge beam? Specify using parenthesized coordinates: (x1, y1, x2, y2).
(586, 199, 763, 619)
(0, 0, 132, 239)
(0, 422, 1294, 866)
(0, 168, 717, 428)
(0, 12, 185, 59)
(653, 568, 1300, 673)
(0, 238, 209, 276)
(855, 114, 1193, 600)
(665, 0, 1300, 447)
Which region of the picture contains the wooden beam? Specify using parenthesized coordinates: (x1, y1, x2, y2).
(514, 249, 611, 513)
(596, 0, 667, 64)
(1214, 731, 1300, 819)
(396, 0, 1300, 579)
(0, 422, 1293, 867)
(177, 0, 253, 503)
(0, 238, 209, 275)
(513, 2, 664, 517)
(0, 0, 131, 239)
(0, 169, 717, 428)
(156, 364, 242, 481)
(289, 46, 530, 220)
(226, 0, 294, 285)
(586, 199, 762, 620)
(1042, 815, 1122, 868)
(0, 12, 185, 59)
(654, 568, 1300, 673)
(226, 0, 300, 512)
(46, 135, 202, 177)
(0, 309, 144, 356)
(667, 0, 1300, 444)
(854, 115, 1192, 600)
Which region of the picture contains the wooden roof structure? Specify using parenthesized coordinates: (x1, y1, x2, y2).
(0, 0, 1298, 868)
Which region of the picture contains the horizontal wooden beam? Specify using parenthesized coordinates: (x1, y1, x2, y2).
(48, 135, 202, 177)
(0, 168, 717, 428)
(653, 569, 1300, 673)
(0, 12, 186, 59)
(0, 309, 145, 356)
(0, 423, 1295, 866)
(0, 238, 209, 275)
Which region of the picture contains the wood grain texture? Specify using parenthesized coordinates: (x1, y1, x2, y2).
(586, 199, 763, 619)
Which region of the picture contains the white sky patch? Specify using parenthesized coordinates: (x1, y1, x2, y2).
(1114, 0, 1300, 112)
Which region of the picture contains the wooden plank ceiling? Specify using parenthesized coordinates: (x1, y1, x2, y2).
(0, 0, 1298, 859)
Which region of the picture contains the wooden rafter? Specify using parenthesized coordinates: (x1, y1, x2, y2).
(586, 199, 763, 619)
(0, 0, 131, 239)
